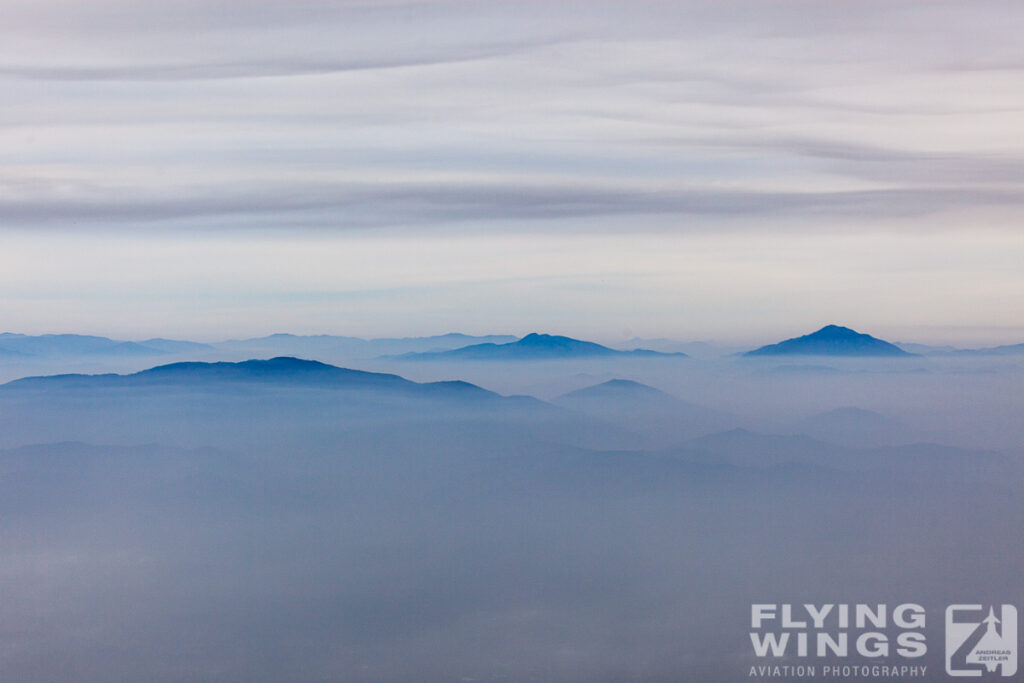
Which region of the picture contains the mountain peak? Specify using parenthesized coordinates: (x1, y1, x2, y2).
(387, 333, 687, 361)
(133, 356, 411, 386)
(745, 325, 913, 357)
(817, 324, 853, 333)
(557, 378, 670, 402)
(2, 357, 502, 402)
(518, 332, 559, 344)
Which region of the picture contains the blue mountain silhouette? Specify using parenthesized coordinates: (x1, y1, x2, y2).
(948, 342, 1024, 356)
(138, 338, 216, 353)
(0, 332, 166, 357)
(556, 379, 672, 401)
(744, 325, 913, 357)
(3, 356, 497, 399)
(216, 333, 518, 358)
(554, 379, 739, 445)
(388, 333, 688, 361)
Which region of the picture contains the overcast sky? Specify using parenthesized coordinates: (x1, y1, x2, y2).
(2, 0, 1022, 344)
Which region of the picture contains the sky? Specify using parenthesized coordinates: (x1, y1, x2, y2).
(2, 0, 1023, 345)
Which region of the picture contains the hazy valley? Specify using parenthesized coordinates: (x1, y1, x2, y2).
(0, 326, 1021, 681)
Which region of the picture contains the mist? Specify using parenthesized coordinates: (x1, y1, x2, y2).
(0, 341, 1021, 681)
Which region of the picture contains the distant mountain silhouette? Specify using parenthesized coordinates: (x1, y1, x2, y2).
(373, 333, 518, 347)
(557, 379, 673, 401)
(0, 358, 648, 452)
(946, 342, 1024, 356)
(554, 379, 737, 446)
(3, 356, 497, 400)
(215, 333, 519, 358)
(388, 333, 688, 361)
(9, 331, 580, 360)
(616, 338, 745, 358)
(744, 325, 913, 357)
(212, 333, 376, 358)
(893, 342, 959, 355)
(888, 340, 1024, 356)
(139, 338, 216, 353)
(0, 333, 164, 357)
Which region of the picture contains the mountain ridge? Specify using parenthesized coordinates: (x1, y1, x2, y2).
(386, 333, 688, 361)
(744, 325, 914, 357)
(0, 332, 167, 357)
(556, 378, 672, 401)
(1, 356, 498, 400)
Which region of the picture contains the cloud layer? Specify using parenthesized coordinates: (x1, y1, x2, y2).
(2, 0, 1023, 339)
(3, 0, 1023, 232)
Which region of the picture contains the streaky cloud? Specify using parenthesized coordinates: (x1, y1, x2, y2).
(3, 180, 1020, 230)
